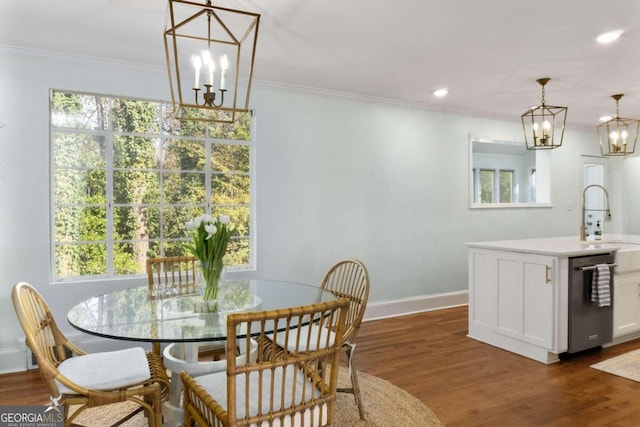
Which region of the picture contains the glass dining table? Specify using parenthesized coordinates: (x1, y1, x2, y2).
(67, 278, 337, 426)
(67, 278, 336, 343)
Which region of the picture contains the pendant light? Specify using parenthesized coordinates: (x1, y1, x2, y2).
(164, 0, 260, 123)
(597, 94, 639, 156)
(521, 78, 568, 150)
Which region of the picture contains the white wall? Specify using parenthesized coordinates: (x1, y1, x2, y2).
(0, 48, 635, 372)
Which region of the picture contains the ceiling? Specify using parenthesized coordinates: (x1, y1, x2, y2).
(2, 0, 640, 130)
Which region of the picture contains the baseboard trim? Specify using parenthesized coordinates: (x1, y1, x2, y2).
(606, 331, 640, 347)
(0, 347, 27, 374)
(363, 290, 468, 321)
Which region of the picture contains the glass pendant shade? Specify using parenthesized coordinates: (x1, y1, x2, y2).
(597, 94, 639, 156)
(521, 78, 567, 150)
(164, 0, 260, 123)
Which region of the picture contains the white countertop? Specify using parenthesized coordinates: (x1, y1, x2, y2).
(466, 235, 640, 257)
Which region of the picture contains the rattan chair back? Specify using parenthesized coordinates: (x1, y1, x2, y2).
(146, 255, 198, 299)
(11, 282, 169, 427)
(147, 255, 226, 359)
(320, 259, 370, 344)
(319, 258, 370, 420)
(181, 297, 349, 427)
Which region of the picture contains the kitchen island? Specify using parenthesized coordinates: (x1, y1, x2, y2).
(467, 235, 640, 364)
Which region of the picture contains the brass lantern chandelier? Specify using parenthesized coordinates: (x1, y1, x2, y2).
(597, 94, 639, 156)
(521, 78, 568, 150)
(164, 0, 260, 123)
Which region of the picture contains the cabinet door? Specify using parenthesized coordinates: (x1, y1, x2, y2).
(613, 273, 640, 338)
(495, 253, 555, 349)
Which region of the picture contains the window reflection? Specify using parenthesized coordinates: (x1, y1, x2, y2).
(470, 136, 551, 207)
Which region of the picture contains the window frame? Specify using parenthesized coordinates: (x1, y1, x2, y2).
(473, 167, 516, 204)
(49, 89, 256, 282)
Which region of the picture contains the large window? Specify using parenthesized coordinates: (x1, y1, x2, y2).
(50, 90, 253, 281)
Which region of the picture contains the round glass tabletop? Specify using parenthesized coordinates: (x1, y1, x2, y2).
(67, 279, 335, 343)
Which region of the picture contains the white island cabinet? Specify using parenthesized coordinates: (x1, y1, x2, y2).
(612, 247, 640, 340)
(467, 236, 640, 364)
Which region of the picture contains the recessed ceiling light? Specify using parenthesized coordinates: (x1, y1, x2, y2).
(596, 30, 623, 44)
(434, 88, 448, 98)
(599, 115, 613, 122)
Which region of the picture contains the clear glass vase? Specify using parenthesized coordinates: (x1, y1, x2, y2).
(197, 260, 224, 301)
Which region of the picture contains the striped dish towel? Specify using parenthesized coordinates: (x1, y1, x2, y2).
(591, 264, 611, 307)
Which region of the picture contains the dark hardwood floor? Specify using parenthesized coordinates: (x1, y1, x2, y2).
(3, 305, 640, 425)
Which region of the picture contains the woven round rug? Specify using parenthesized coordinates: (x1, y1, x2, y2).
(71, 367, 443, 426)
(333, 368, 444, 426)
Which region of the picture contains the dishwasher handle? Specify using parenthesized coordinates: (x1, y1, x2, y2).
(577, 263, 617, 271)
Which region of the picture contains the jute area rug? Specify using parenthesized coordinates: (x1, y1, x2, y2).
(591, 348, 640, 382)
(72, 367, 444, 426)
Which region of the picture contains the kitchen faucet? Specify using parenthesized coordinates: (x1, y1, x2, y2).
(580, 184, 612, 242)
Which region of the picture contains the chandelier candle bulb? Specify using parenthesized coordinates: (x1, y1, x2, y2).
(220, 55, 228, 90)
(201, 50, 214, 86)
(192, 55, 202, 88)
(201, 50, 212, 63)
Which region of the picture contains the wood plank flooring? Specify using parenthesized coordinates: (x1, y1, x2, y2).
(3, 305, 640, 425)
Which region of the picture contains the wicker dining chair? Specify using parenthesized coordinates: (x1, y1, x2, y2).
(146, 255, 199, 299)
(11, 281, 170, 427)
(146, 255, 226, 360)
(269, 259, 370, 420)
(181, 297, 349, 427)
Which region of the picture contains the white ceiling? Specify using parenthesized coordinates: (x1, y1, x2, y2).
(2, 0, 640, 130)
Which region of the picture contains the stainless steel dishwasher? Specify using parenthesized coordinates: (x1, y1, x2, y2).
(567, 253, 616, 353)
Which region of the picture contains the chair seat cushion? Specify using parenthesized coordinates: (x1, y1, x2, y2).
(268, 324, 336, 352)
(195, 365, 327, 426)
(56, 347, 151, 394)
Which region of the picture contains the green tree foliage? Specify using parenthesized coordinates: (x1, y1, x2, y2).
(111, 99, 161, 274)
(51, 91, 252, 279)
(479, 170, 494, 204)
(499, 170, 513, 203)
